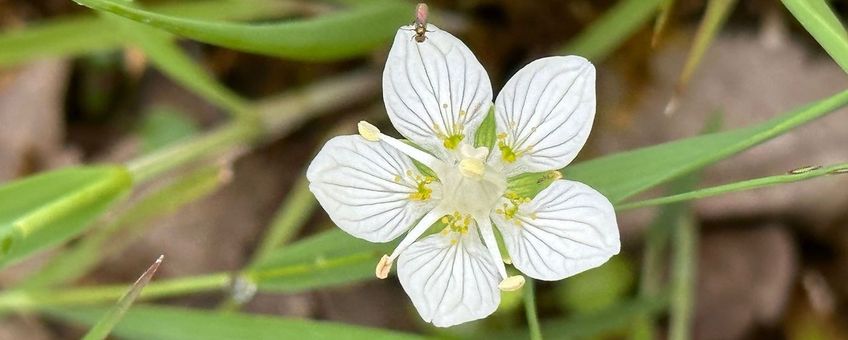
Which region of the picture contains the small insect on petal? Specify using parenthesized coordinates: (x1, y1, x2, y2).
(358, 121, 381, 142)
(414, 3, 429, 43)
(498, 275, 526, 291)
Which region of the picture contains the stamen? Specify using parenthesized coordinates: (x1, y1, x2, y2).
(375, 254, 392, 279)
(477, 217, 508, 280)
(358, 121, 380, 141)
(386, 209, 444, 263)
(358, 121, 443, 170)
(498, 275, 525, 291)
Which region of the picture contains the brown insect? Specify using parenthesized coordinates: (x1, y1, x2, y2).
(414, 3, 429, 43)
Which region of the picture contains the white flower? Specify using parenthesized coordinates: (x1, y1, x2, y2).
(307, 24, 620, 327)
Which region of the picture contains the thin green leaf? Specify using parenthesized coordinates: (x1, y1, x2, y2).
(0, 0, 302, 67)
(51, 304, 427, 340)
(247, 229, 395, 292)
(0, 166, 132, 268)
(672, 0, 738, 98)
(72, 0, 412, 61)
(107, 14, 254, 119)
(782, 0, 848, 74)
(618, 162, 848, 210)
(20, 165, 225, 289)
(561, 0, 664, 61)
(668, 215, 698, 340)
(81, 255, 163, 340)
(652, 0, 675, 47)
(565, 89, 848, 204)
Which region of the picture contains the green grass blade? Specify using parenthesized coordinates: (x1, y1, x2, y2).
(566, 89, 848, 204)
(248, 229, 395, 292)
(0, 0, 302, 67)
(20, 165, 226, 289)
(672, 0, 738, 98)
(652, 0, 675, 47)
(561, 0, 664, 61)
(618, 162, 848, 210)
(72, 0, 412, 61)
(107, 14, 254, 119)
(51, 304, 427, 340)
(0, 166, 132, 269)
(81, 256, 163, 340)
(668, 215, 698, 340)
(783, 0, 848, 74)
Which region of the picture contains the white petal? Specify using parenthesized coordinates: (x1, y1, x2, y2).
(492, 180, 619, 281)
(397, 228, 500, 327)
(383, 25, 493, 159)
(493, 56, 596, 176)
(307, 135, 439, 243)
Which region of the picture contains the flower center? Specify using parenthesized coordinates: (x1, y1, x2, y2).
(434, 144, 506, 217)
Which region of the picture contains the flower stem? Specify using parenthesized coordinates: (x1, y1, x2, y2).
(523, 278, 543, 340)
(0, 272, 230, 313)
(126, 122, 257, 183)
(668, 215, 698, 340)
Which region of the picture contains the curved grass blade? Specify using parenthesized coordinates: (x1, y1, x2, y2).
(565, 88, 848, 204)
(0, 165, 132, 269)
(652, 0, 675, 47)
(72, 0, 412, 61)
(782, 0, 848, 74)
(561, 0, 664, 61)
(105, 14, 254, 119)
(51, 304, 427, 340)
(81, 255, 163, 340)
(0, 0, 302, 67)
(669, 0, 738, 111)
(617, 162, 848, 210)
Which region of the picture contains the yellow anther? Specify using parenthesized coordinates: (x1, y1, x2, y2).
(375, 254, 392, 279)
(498, 141, 518, 163)
(358, 121, 380, 142)
(498, 275, 525, 291)
(459, 158, 486, 179)
(443, 134, 464, 149)
(408, 175, 434, 201)
(442, 212, 472, 234)
(498, 191, 531, 223)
